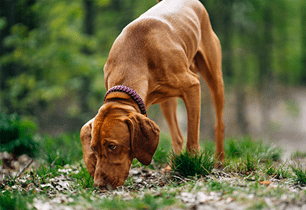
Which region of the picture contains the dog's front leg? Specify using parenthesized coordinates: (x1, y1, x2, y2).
(160, 97, 185, 154)
(182, 81, 201, 153)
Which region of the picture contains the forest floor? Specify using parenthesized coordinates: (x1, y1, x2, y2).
(1, 136, 306, 210)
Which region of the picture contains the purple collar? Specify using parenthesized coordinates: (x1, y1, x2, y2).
(104, 85, 146, 115)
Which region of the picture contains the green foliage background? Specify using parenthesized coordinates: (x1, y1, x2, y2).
(0, 0, 305, 134)
(0, 113, 39, 157)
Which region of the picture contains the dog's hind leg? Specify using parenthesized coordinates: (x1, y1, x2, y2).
(160, 97, 184, 154)
(195, 32, 225, 163)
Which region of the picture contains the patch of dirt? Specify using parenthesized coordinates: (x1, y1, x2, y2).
(96, 167, 306, 210)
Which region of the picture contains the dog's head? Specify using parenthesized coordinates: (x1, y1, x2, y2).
(81, 103, 159, 189)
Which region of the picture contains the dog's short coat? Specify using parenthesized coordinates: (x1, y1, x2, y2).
(81, 0, 225, 189)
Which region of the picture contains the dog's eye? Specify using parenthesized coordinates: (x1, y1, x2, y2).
(91, 147, 96, 152)
(108, 144, 116, 151)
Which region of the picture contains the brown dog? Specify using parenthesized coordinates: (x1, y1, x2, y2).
(80, 0, 225, 189)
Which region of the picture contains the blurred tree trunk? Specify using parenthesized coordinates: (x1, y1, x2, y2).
(80, 0, 95, 114)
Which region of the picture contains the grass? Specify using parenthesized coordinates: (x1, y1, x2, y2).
(1, 133, 306, 210)
(291, 163, 306, 185)
(0, 191, 30, 210)
(38, 132, 83, 166)
(92, 193, 179, 210)
(223, 136, 283, 162)
(70, 163, 95, 188)
(291, 150, 306, 159)
(169, 149, 215, 177)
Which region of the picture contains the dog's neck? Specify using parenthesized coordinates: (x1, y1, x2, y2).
(104, 85, 146, 115)
(104, 91, 145, 115)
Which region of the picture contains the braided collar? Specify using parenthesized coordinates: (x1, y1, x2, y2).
(104, 85, 146, 115)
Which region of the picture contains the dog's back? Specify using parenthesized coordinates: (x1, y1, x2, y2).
(104, 0, 212, 93)
(131, 0, 209, 63)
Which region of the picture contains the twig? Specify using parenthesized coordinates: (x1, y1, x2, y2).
(16, 159, 34, 178)
(172, 174, 189, 183)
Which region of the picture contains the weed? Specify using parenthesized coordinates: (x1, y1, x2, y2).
(169, 149, 215, 178)
(290, 163, 306, 185)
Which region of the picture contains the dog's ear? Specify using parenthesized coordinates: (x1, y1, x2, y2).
(126, 113, 160, 165)
(80, 119, 97, 177)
